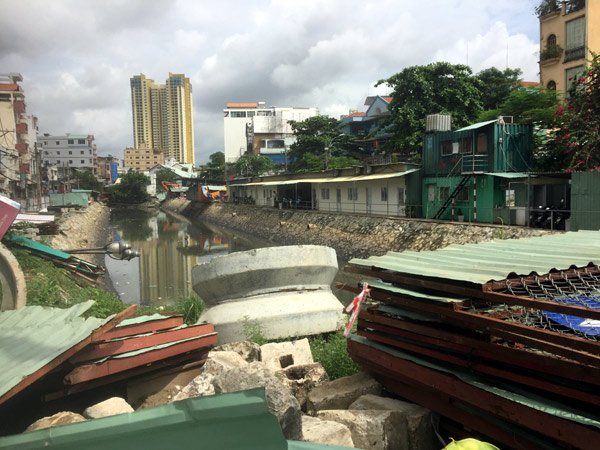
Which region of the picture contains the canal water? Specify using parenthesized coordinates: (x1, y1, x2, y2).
(105, 207, 359, 307)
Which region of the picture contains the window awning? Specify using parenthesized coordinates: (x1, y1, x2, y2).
(488, 172, 531, 179)
(229, 169, 420, 187)
(455, 119, 497, 132)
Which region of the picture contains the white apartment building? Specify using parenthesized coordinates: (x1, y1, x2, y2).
(39, 134, 97, 172)
(223, 102, 318, 163)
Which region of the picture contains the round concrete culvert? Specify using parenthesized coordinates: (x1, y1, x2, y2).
(0, 242, 27, 310)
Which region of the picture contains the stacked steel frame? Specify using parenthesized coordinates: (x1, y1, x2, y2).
(343, 234, 600, 450)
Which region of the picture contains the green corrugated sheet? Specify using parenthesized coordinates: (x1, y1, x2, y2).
(350, 231, 600, 285)
(350, 335, 600, 430)
(116, 314, 171, 327)
(571, 171, 600, 231)
(6, 235, 72, 260)
(0, 302, 111, 401)
(0, 388, 352, 450)
(455, 119, 497, 132)
(49, 193, 89, 208)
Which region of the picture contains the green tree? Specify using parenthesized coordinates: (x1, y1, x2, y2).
(476, 67, 522, 110)
(109, 171, 150, 204)
(288, 116, 359, 173)
(155, 168, 179, 192)
(376, 62, 482, 156)
(203, 151, 225, 181)
(552, 54, 600, 171)
(478, 88, 558, 126)
(73, 169, 102, 191)
(233, 154, 275, 177)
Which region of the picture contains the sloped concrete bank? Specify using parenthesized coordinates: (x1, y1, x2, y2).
(163, 199, 550, 261)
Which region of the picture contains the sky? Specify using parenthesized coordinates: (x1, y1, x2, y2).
(0, 0, 542, 164)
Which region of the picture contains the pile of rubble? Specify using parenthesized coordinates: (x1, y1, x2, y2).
(26, 338, 438, 449)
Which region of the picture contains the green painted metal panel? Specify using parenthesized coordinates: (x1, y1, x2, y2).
(6, 235, 72, 260)
(571, 172, 600, 231)
(455, 120, 497, 132)
(0, 302, 110, 400)
(49, 193, 89, 208)
(0, 389, 289, 450)
(349, 231, 600, 285)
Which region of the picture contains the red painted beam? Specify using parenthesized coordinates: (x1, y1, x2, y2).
(96, 316, 184, 341)
(70, 323, 215, 364)
(348, 339, 600, 449)
(65, 333, 217, 385)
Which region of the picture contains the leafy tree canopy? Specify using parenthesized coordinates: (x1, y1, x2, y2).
(73, 169, 102, 191)
(199, 151, 225, 181)
(376, 62, 482, 156)
(109, 171, 150, 204)
(476, 67, 522, 110)
(234, 154, 274, 177)
(478, 88, 558, 126)
(288, 116, 359, 172)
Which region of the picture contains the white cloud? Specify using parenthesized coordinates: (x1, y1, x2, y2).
(0, 0, 542, 163)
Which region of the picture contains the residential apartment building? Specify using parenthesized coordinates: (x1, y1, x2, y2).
(124, 145, 165, 172)
(130, 73, 195, 165)
(39, 134, 97, 174)
(97, 155, 121, 184)
(0, 73, 41, 206)
(539, 0, 598, 94)
(223, 102, 318, 164)
(341, 95, 393, 155)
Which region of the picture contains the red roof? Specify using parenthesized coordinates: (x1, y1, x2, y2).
(344, 111, 366, 118)
(226, 102, 258, 108)
(0, 83, 19, 91)
(520, 81, 540, 88)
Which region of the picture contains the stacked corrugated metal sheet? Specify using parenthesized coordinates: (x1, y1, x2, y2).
(0, 302, 216, 435)
(344, 231, 600, 449)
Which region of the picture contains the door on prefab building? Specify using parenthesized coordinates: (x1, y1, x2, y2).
(336, 188, 341, 212)
(397, 187, 406, 216)
(366, 188, 372, 214)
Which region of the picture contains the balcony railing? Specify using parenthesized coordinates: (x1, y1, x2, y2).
(540, 44, 563, 62)
(564, 46, 586, 62)
(461, 154, 488, 174)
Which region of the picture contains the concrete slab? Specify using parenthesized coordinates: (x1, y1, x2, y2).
(0, 242, 27, 310)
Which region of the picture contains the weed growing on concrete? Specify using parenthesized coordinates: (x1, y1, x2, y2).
(309, 331, 359, 380)
(242, 315, 268, 345)
(174, 295, 205, 325)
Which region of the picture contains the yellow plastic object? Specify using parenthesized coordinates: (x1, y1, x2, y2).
(443, 437, 501, 450)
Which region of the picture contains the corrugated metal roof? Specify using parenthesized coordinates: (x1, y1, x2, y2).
(455, 119, 497, 132)
(0, 301, 111, 401)
(488, 172, 531, 179)
(349, 231, 600, 285)
(0, 389, 289, 450)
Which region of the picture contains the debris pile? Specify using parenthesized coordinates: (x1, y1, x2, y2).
(344, 231, 600, 449)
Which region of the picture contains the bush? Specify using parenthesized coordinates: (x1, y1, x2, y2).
(309, 332, 360, 380)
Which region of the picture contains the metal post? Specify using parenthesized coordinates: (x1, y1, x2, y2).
(473, 176, 477, 223)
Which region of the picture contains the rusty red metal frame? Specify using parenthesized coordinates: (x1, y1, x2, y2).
(360, 309, 600, 385)
(70, 323, 215, 364)
(96, 315, 185, 341)
(0, 305, 137, 407)
(485, 265, 600, 291)
(349, 339, 600, 449)
(64, 333, 218, 385)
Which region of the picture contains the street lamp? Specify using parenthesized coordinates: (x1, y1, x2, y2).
(62, 240, 140, 261)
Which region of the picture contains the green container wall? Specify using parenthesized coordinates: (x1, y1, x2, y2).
(423, 123, 533, 176)
(422, 175, 497, 223)
(405, 170, 422, 217)
(49, 192, 90, 207)
(571, 172, 600, 231)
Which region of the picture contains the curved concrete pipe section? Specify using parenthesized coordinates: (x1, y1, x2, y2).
(0, 242, 27, 310)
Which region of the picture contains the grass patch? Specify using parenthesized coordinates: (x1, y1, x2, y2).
(309, 331, 360, 380)
(241, 315, 268, 345)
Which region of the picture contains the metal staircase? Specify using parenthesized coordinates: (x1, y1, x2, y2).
(433, 175, 471, 220)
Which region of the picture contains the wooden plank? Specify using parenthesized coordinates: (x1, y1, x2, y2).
(0, 305, 137, 406)
(96, 316, 184, 342)
(71, 323, 215, 363)
(64, 333, 217, 385)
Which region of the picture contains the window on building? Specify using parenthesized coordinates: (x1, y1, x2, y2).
(44, 151, 48, 155)
(78, 139, 86, 144)
(68, 139, 74, 144)
(267, 139, 285, 149)
(459, 137, 473, 154)
(56, 141, 60, 145)
(230, 111, 247, 118)
(381, 187, 388, 202)
(566, 65, 585, 95)
(506, 189, 516, 207)
(547, 80, 557, 90)
(69, 160, 73, 164)
(89, 159, 92, 163)
(321, 188, 330, 200)
(457, 186, 469, 201)
(347, 187, 357, 201)
(247, 111, 255, 117)
(44, 141, 48, 145)
(56, 151, 60, 155)
(68, 151, 72, 155)
(80, 150, 84, 155)
(477, 133, 487, 154)
(427, 185, 435, 202)
(80, 160, 85, 164)
(441, 141, 453, 156)
(397, 187, 405, 206)
(547, 34, 556, 47)
(439, 186, 450, 201)
(565, 16, 586, 62)
(89, 150, 92, 154)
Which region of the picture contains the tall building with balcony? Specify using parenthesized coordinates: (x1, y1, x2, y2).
(0, 73, 40, 205)
(130, 73, 195, 165)
(223, 102, 318, 164)
(39, 134, 97, 179)
(539, 0, 598, 94)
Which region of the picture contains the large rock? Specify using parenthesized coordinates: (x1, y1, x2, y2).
(317, 410, 408, 450)
(83, 397, 134, 419)
(282, 363, 329, 410)
(306, 371, 381, 414)
(260, 339, 314, 372)
(172, 373, 216, 400)
(301, 415, 354, 447)
(203, 350, 249, 376)
(212, 362, 302, 440)
(349, 394, 437, 450)
(26, 412, 86, 432)
(212, 341, 261, 362)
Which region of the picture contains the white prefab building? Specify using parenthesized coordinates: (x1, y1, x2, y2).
(223, 102, 318, 163)
(40, 134, 97, 171)
(230, 164, 420, 218)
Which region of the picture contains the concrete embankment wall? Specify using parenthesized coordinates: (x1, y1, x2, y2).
(163, 199, 550, 262)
